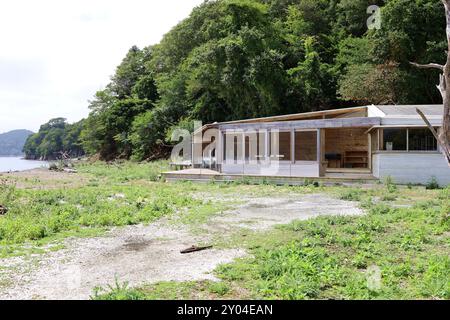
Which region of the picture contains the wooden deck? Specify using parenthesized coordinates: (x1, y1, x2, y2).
(162, 168, 378, 185)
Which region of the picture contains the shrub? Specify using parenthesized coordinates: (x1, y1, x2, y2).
(381, 194, 397, 202)
(426, 177, 440, 190)
(255, 242, 342, 299)
(92, 279, 146, 300)
(208, 282, 230, 296)
(339, 189, 363, 201)
(0, 179, 16, 206)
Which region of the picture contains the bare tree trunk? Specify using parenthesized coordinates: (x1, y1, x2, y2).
(410, 0, 450, 165)
(442, 0, 450, 164)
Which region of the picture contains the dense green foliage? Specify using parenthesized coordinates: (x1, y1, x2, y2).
(0, 130, 33, 156)
(23, 118, 85, 160)
(31, 0, 446, 160)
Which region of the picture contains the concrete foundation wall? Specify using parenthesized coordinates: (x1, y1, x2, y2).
(373, 153, 450, 186)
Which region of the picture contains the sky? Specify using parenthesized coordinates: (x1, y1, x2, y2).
(0, 0, 204, 133)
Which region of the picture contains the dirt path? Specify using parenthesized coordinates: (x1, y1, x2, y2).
(0, 193, 364, 300)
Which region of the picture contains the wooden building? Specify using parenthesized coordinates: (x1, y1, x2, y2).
(164, 105, 450, 186)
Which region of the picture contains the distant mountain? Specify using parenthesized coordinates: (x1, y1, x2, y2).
(0, 129, 34, 156)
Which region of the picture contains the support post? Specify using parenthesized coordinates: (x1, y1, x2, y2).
(368, 133, 372, 171)
(317, 129, 326, 177)
(290, 129, 295, 164)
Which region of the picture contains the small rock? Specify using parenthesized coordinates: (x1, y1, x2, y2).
(0, 205, 8, 215)
(63, 169, 78, 174)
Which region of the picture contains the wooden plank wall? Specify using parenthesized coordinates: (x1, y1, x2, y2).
(295, 131, 317, 161)
(325, 128, 368, 155)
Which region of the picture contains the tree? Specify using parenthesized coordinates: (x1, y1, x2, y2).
(23, 118, 85, 160)
(80, 45, 158, 160)
(31, 0, 450, 162)
(339, 62, 406, 104)
(288, 37, 331, 109)
(365, 0, 445, 104)
(410, 0, 450, 165)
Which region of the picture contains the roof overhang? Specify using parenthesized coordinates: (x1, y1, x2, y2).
(364, 124, 442, 134)
(216, 106, 367, 125)
(219, 117, 381, 131)
(381, 117, 442, 126)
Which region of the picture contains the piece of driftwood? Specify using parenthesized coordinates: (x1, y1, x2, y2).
(180, 245, 213, 254)
(0, 205, 8, 216)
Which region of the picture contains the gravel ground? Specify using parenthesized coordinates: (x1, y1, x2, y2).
(0, 192, 364, 300)
(0, 168, 87, 189)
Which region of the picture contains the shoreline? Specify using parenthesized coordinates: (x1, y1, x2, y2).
(0, 167, 48, 174)
(0, 156, 49, 174)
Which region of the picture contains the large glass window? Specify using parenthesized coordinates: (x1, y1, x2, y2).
(223, 133, 241, 162)
(244, 131, 266, 162)
(379, 128, 438, 152)
(257, 131, 266, 161)
(382, 129, 407, 151)
(408, 128, 438, 151)
(270, 131, 291, 161)
(295, 131, 317, 161)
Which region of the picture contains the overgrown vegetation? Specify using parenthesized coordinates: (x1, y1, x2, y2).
(92, 279, 231, 300)
(94, 178, 450, 300)
(0, 161, 209, 257)
(1, 161, 448, 299)
(25, 0, 446, 161)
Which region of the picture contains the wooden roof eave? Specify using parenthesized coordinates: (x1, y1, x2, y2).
(215, 106, 367, 126)
(219, 117, 381, 131)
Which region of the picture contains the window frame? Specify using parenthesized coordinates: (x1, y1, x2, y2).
(269, 130, 292, 163)
(407, 128, 438, 152)
(294, 129, 318, 164)
(377, 127, 440, 153)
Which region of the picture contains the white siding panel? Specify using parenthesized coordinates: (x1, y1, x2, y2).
(372, 154, 380, 178)
(291, 164, 320, 177)
(221, 163, 244, 174)
(373, 153, 450, 186)
(381, 118, 442, 126)
(221, 163, 320, 177)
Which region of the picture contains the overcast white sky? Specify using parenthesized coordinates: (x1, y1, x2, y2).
(0, 0, 204, 133)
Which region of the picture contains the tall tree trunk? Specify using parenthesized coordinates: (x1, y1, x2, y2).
(411, 0, 450, 165)
(441, 0, 450, 163)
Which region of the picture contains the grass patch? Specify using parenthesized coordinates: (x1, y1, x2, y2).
(92, 279, 236, 300)
(0, 184, 203, 245)
(76, 160, 170, 183)
(96, 184, 449, 300)
(2, 160, 448, 299)
(215, 188, 449, 300)
(0, 161, 223, 256)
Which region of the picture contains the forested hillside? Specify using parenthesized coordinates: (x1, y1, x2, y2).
(23, 118, 85, 160)
(33, 0, 447, 160)
(0, 130, 34, 156)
